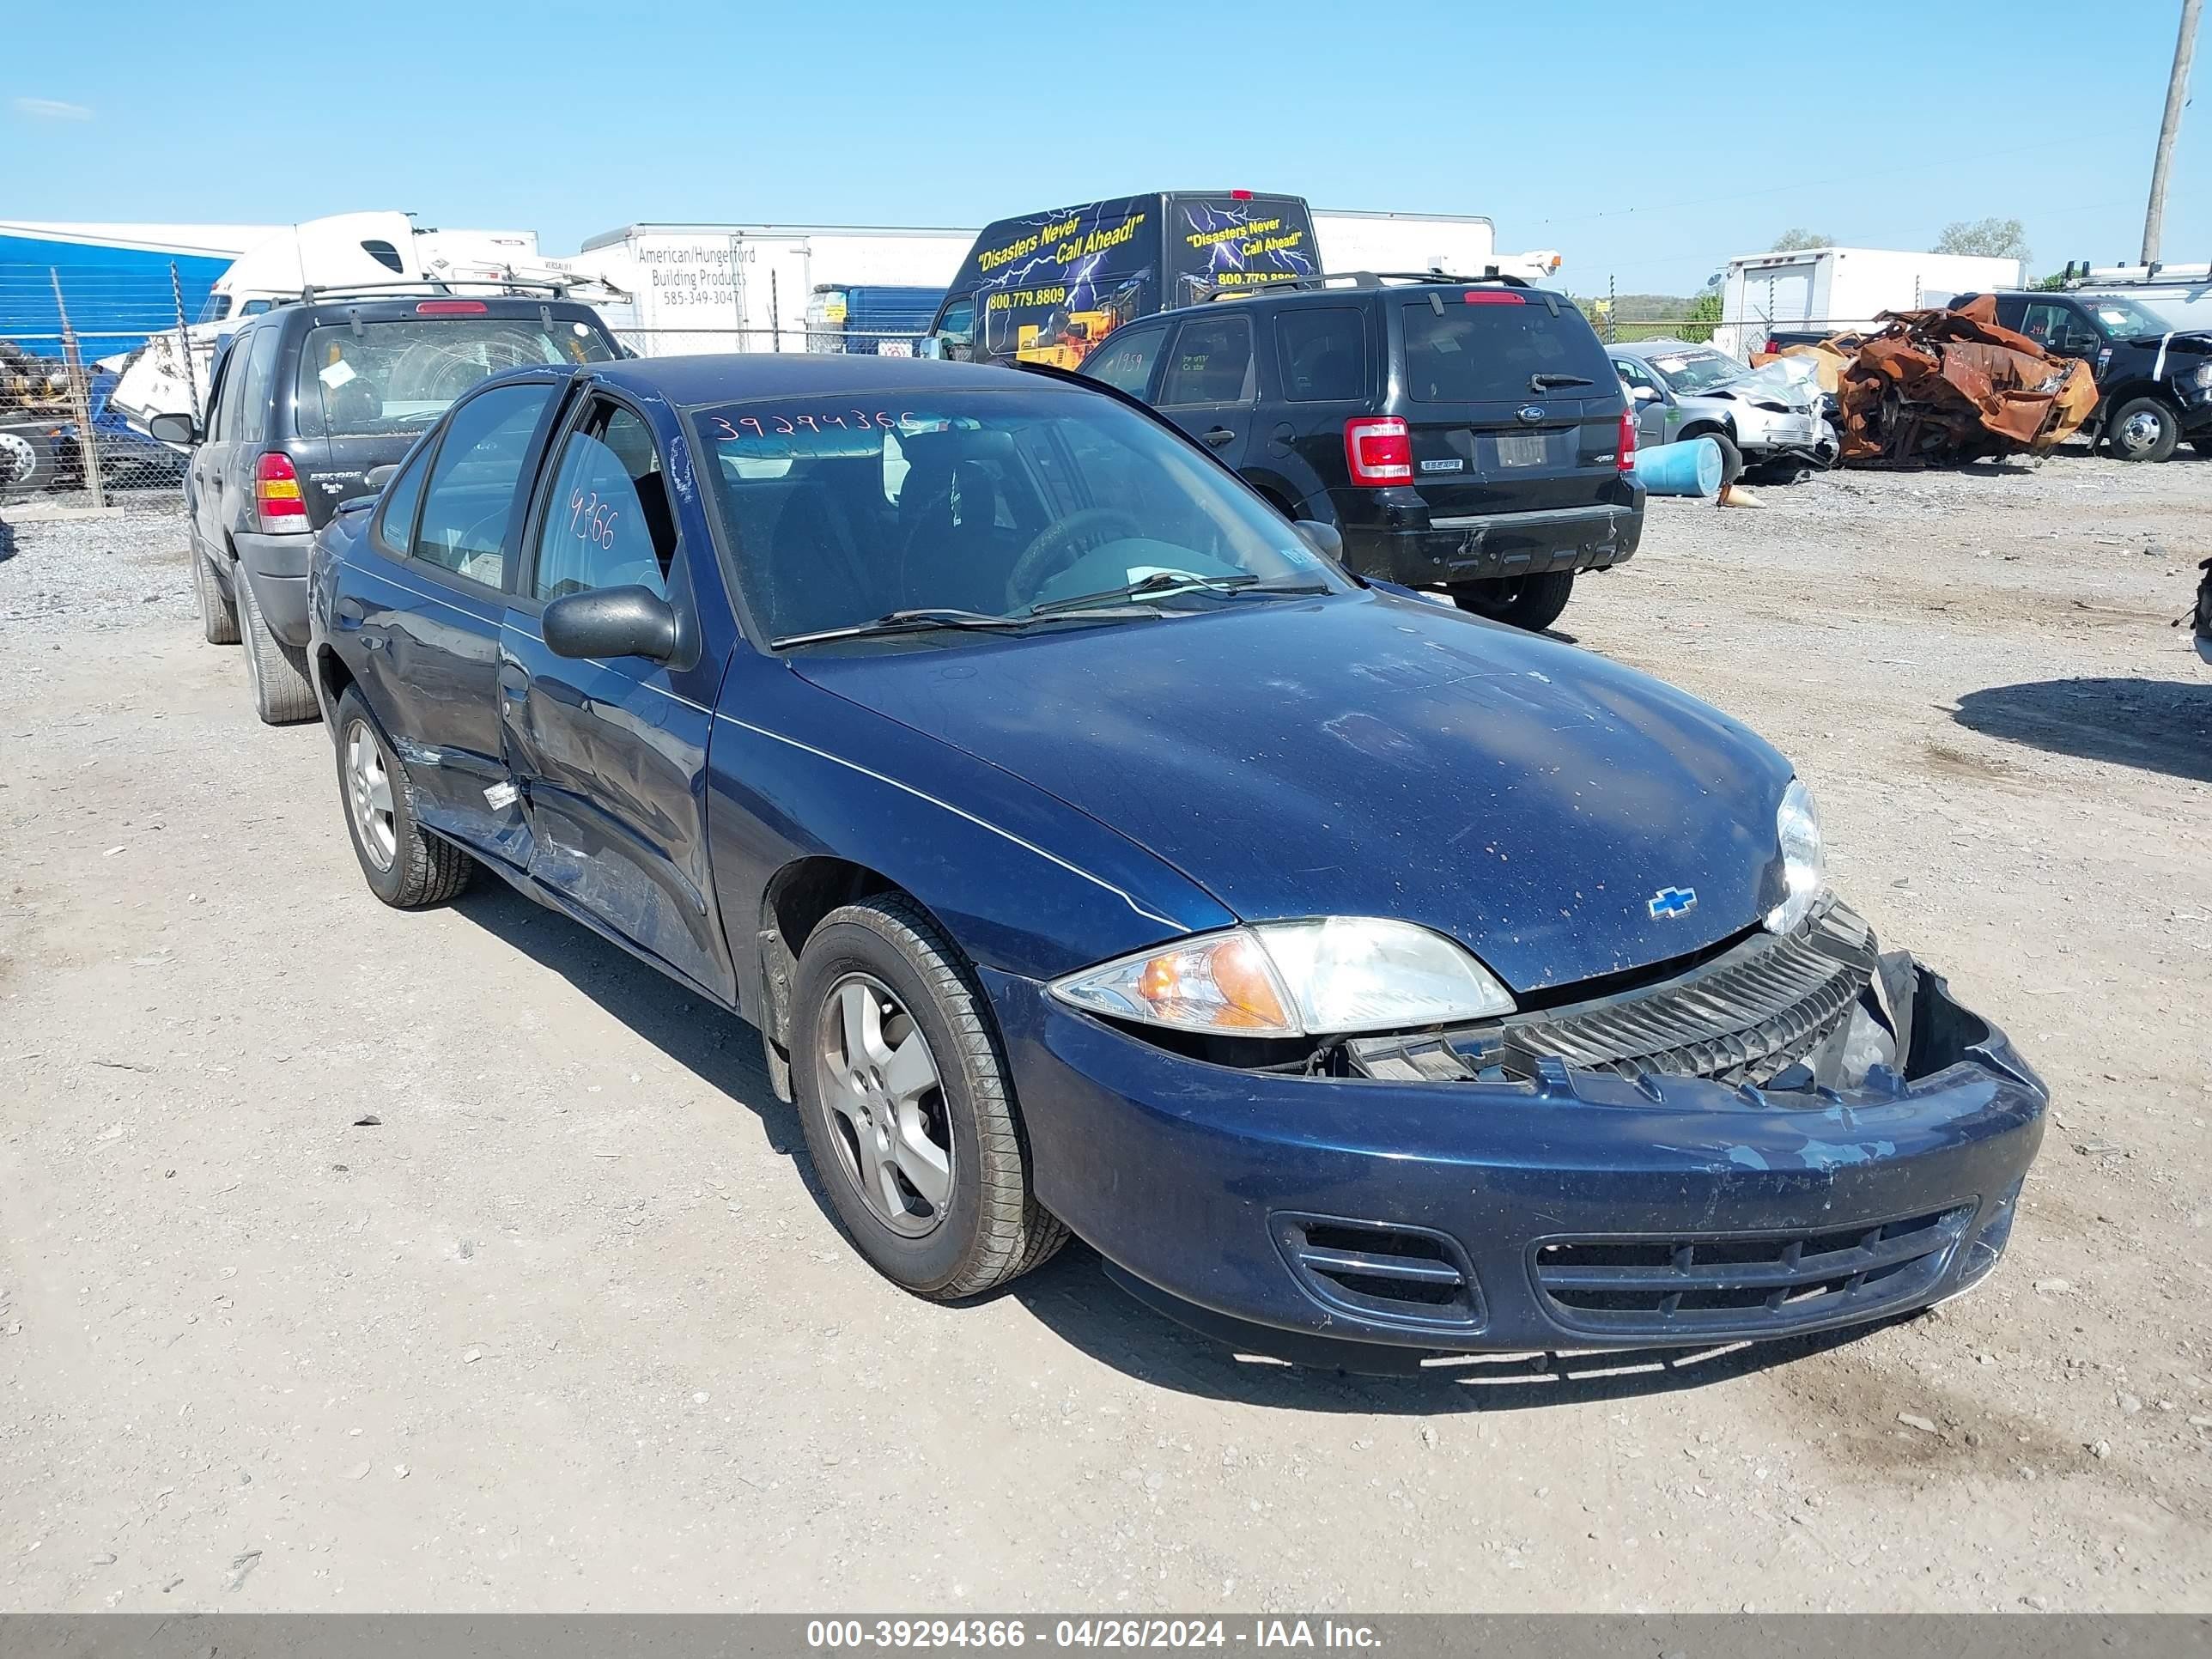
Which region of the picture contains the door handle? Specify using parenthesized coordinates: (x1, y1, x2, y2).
(1200, 427, 1237, 448)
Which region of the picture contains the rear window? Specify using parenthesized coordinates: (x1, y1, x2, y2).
(1400, 296, 1613, 404)
(293, 317, 613, 439)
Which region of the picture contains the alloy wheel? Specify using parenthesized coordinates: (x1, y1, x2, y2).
(816, 973, 952, 1238)
(343, 720, 398, 872)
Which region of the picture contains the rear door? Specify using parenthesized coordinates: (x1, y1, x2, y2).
(1153, 312, 1258, 468)
(501, 392, 731, 1000)
(343, 376, 565, 858)
(1391, 290, 1624, 520)
(190, 337, 243, 560)
(1270, 301, 1376, 515)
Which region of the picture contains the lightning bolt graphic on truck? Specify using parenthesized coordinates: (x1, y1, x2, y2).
(922, 191, 1320, 368)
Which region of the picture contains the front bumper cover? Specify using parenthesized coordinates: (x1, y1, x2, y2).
(988, 953, 2045, 1368)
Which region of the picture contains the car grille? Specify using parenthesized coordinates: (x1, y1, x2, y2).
(1532, 1205, 1973, 1338)
(1347, 901, 1879, 1089)
(1272, 1214, 1484, 1330)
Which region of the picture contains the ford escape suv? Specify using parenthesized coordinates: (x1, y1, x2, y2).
(150, 292, 619, 723)
(1081, 273, 1641, 631)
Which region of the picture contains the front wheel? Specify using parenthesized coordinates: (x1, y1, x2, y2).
(1451, 569, 1575, 631)
(2103, 396, 2180, 463)
(792, 895, 1065, 1299)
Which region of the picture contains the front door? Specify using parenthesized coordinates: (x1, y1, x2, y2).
(347, 377, 562, 857)
(501, 395, 732, 1002)
(1154, 312, 1258, 469)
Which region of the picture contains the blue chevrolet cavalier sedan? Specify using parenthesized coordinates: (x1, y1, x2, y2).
(307, 353, 2045, 1367)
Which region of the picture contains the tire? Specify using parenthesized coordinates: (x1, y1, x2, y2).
(191, 541, 240, 646)
(331, 687, 472, 908)
(1450, 568, 1576, 631)
(792, 894, 1066, 1300)
(2102, 396, 2180, 464)
(235, 567, 319, 725)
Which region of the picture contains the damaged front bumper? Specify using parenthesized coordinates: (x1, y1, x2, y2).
(986, 915, 2046, 1369)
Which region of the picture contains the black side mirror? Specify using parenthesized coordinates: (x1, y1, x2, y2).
(1294, 520, 1345, 562)
(543, 585, 678, 664)
(147, 411, 199, 445)
(363, 464, 398, 491)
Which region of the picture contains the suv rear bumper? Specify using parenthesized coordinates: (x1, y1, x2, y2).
(1336, 495, 1644, 587)
(235, 530, 314, 647)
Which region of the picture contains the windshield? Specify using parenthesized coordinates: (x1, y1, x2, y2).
(694, 384, 1341, 644)
(2081, 295, 2177, 342)
(293, 317, 614, 438)
(1640, 349, 1749, 394)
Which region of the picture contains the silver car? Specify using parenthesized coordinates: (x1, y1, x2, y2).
(1610, 337, 1837, 482)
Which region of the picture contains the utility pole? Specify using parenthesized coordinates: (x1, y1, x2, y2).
(2143, 0, 2203, 266)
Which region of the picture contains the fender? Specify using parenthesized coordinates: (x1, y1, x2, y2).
(704, 651, 1236, 1033)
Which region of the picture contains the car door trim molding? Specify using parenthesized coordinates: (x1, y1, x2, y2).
(710, 710, 1182, 930)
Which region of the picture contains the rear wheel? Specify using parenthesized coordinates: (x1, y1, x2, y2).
(1451, 569, 1576, 631)
(191, 543, 240, 645)
(332, 687, 472, 908)
(236, 568, 319, 725)
(792, 895, 1065, 1299)
(2103, 396, 2180, 463)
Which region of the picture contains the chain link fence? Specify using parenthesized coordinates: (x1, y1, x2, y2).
(0, 261, 210, 511)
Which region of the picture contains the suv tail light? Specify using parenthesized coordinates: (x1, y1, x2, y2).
(1344, 416, 1413, 486)
(254, 451, 307, 531)
(1617, 406, 1638, 473)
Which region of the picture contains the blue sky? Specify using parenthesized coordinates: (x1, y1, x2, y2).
(7, 0, 2202, 295)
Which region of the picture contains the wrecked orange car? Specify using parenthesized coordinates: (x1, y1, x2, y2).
(1835, 295, 2098, 465)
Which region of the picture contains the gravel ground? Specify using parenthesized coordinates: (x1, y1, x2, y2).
(1, 455, 2209, 1613)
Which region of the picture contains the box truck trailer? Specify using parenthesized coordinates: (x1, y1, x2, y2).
(1716, 246, 2027, 358)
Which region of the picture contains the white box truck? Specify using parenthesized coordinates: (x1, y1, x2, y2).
(1716, 246, 2027, 358)
(1313, 208, 1561, 284)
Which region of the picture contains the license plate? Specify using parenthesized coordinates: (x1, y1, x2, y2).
(1496, 431, 1546, 467)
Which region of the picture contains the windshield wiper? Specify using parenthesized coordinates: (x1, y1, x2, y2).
(771, 608, 1031, 647)
(1027, 570, 1264, 617)
(1529, 373, 1595, 392)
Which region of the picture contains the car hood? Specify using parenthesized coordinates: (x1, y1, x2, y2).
(789, 591, 1796, 994)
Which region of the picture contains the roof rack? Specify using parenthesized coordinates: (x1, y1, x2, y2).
(1195, 269, 1535, 304)
(2056, 258, 2212, 289)
(289, 276, 627, 307)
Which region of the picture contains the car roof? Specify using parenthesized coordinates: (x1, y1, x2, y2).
(1609, 337, 1723, 357)
(579, 353, 1091, 408)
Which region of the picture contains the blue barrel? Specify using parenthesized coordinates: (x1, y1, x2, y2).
(1629, 435, 1723, 497)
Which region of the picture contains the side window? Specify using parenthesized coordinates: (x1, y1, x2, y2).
(235, 325, 282, 445)
(1275, 307, 1367, 401)
(1085, 325, 1169, 396)
(370, 441, 434, 559)
(1158, 314, 1255, 406)
(212, 337, 252, 441)
(1613, 356, 1661, 394)
(2016, 302, 2064, 348)
(409, 382, 559, 587)
(531, 404, 678, 603)
(937, 296, 975, 346)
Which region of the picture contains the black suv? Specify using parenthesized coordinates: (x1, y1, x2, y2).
(1079, 274, 1642, 630)
(1954, 289, 2212, 463)
(149, 293, 620, 722)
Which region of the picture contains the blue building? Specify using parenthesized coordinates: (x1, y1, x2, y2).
(0, 222, 278, 362)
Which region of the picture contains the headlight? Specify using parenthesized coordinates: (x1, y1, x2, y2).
(1765, 778, 1825, 936)
(2191, 363, 2212, 389)
(1049, 918, 1516, 1038)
